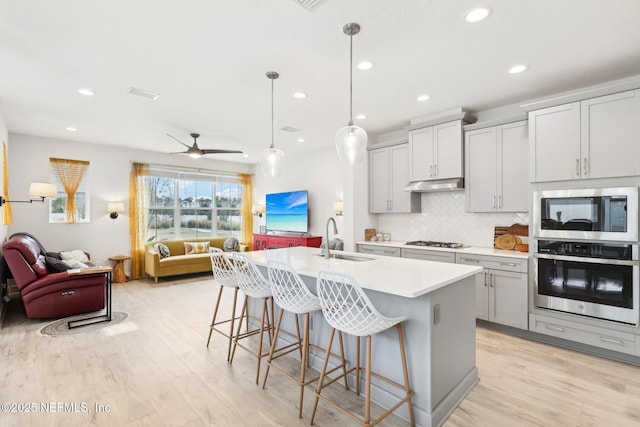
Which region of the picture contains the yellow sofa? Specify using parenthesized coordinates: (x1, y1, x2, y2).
(145, 238, 247, 283)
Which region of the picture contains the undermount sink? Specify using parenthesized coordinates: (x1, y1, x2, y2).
(314, 253, 374, 262)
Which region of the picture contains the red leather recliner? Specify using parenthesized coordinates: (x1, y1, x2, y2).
(2, 234, 106, 319)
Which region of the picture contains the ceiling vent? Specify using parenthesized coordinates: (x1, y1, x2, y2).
(127, 87, 160, 100)
(291, 0, 330, 12)
(281, 126, 301, 133)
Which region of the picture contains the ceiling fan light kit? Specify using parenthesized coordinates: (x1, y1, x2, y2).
(335, 22, 367, 166)
(260, 71, 285, 177)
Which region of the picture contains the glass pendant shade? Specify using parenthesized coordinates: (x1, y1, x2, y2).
(335, 124, 367, 165)
(260, 145, 285, 177)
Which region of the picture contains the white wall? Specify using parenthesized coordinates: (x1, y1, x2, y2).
(8, 133, 252, 270)
(252, 145, 374, 251)
(0, 104, 8, 244)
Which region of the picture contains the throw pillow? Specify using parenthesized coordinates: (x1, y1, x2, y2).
(45, 256, 72, 273)
(223, 237, 239, 252)
(154, 242, 171, 259)
(60, 249, 89, 263)
(184, 241, 210, 255)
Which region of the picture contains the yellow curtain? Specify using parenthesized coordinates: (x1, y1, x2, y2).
(239, 173, 253, 250)
(129, 162, 149, 279)
(2, 142, 12, 225)
(50, 157, 89, 223)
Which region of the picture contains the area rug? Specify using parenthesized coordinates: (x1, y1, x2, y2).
(39, 312, 128, 336)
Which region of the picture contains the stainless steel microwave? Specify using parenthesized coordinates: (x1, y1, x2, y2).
(533, 187, 638, 242)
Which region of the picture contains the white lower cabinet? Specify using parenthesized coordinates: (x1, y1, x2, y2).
(356, 244, 401, 257)
(532, 313, 637, 356)
(456, 253, 528, 329)
(401, 248, 455, 263)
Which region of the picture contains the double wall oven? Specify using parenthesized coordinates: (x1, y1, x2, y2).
(533, 187, 639, 325)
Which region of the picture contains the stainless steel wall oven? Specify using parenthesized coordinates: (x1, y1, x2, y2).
(534, 240, 639, 325)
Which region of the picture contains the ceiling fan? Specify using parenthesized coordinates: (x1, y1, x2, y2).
(167, 133, 243, 158)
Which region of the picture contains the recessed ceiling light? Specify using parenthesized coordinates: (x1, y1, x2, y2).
(77, 88, 94, 96)
(465, 7, 491, 23)
(508, 64, 528, 74)
(417, 94, 431, 102)
(293, 92, 307, 99)
(243, 153, 249, 158)
(357, 61, 374, 71)
(297, 138, 305, 143)
(355, 114, 367, 120)
(66, 126, 77, 132)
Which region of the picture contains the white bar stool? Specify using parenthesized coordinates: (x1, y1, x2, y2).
(227, 252, 275, 384)
(312, 270, 415, 427)
(206, 247, 246, 362)
(262, 260, 348, 418)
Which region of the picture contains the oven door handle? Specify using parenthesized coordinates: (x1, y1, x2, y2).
(534, 253, 639, 266)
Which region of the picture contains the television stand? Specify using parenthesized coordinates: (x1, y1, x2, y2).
(253, 233, 322, 250)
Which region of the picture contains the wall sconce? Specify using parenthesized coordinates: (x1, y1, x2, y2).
(333, 200, 344, 216)
(252, 204, 265, 218)
(107, 202, 125, 219)
(0, 182, 57, 206)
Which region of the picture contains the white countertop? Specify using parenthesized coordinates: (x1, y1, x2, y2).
(243, 246, 482, 299)
(356, 240, 529, 259)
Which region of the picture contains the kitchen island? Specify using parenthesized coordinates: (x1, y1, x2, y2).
(242, 246, 482, 427)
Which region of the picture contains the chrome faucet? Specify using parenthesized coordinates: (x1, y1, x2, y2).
(324, 217, 338, 259)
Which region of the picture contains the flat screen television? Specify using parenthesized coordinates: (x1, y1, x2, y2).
(265, 190, 308, 233)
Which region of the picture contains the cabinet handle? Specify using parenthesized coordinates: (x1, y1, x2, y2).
(383, 250, 396, 255)
(583, 158, 588, 176)
(499, 262, 517, 267)
(429, 165, 433, 177)
(389, 200, 392, 211)
(461, 258, 481, 263)
(492, 196, 496, 209)
(576, 158, 580, 176)
(489, 273, 494, 287)
(483, 272, 488, 287)
(498, 195, 502, 209)
(599, 336, 625, 346)
(545, 325, 566, 333)
(434, 164, 437, 177)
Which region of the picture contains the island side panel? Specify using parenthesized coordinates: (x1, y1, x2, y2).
(427, 274, 478, 410)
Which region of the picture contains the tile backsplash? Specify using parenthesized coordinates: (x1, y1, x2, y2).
(376, 191, 529, 247)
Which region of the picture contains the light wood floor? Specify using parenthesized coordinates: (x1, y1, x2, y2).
(1, 274, 639, 427)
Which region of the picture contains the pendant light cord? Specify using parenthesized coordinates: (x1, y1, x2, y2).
(348, 32, 354, 126)
(271, 76, 275, 149)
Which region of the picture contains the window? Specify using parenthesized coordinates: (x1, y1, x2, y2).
(49, 158, 90, 223)
(146, 168, 243, 241)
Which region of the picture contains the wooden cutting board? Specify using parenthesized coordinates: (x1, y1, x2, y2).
(494, 224, 529, 250)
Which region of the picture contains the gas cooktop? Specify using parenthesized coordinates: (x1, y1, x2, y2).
(405, 241, 465, 249)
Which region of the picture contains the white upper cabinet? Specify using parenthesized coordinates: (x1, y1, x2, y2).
(530, 89, 640, 182)
(409, 120, 463, 182)
(581, 90, 639, 179)
(466, 121, 528, 212)
(369, 143, 420, 213)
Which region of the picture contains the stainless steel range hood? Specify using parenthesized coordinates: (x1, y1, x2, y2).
(403, 178, 464, 192)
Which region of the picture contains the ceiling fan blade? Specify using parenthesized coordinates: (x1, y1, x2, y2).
(166, 133, 192, 149)
(200, 149, 244, 154)
(169, 150, 190, 154)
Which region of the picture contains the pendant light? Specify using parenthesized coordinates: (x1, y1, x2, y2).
(335, 22, 367, 165)
(260, 71, 285, 177)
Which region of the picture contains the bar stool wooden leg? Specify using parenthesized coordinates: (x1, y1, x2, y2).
(365, 335, 372, 425)
(311, 327, 336, 425)
(206, 285, 224, 348)
(397, 323, 415, 426)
